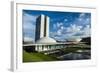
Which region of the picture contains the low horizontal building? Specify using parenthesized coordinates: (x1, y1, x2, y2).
(23, 43, 71, 52)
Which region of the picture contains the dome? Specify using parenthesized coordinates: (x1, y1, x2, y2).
(36, 37, 56, 44)
(67, 38, 82, 42)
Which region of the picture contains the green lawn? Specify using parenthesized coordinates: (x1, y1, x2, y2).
(23, 44, 90, 62)
(23, 50, 58, 62)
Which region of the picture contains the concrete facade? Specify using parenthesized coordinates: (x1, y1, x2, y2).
(35, 14, 58, 52)
(35, 14, 50, 42)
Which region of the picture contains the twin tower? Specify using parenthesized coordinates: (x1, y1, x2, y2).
(35, 14, 56, 43)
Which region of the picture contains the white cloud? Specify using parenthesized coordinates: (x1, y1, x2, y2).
(86, 18, 90, 21)
(78, 18, 83, 21)
(52, 22, 64, 30)
(23, 12, 38, 40)
(66, 24, 82, 33)
(60, 26, 64, 30)
(68, 24, 91, 38)
(56, 22, 63, 28)
(23, 13, 38, 30)
(76, 13, 91, 26)
(23, 13, 38, 23)
(23, 22, 35, 31)
(64, 19, 68, 22)
(57, 29, 62, 35)
(82, 25, 91, 37)
(50, 13, 91, 41)
(51, 23, 91, 41)
(79, 13, 85, 18)
(24, 37, 34, 42)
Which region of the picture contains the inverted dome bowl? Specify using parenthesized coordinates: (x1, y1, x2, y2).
(67, 38, 82, 42)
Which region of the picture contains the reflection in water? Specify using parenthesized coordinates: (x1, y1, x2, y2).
(57, 50, 91, 60)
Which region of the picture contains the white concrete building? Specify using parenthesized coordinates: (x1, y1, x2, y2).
(34, 14, 58, 52)
(35, 15, 50, 42)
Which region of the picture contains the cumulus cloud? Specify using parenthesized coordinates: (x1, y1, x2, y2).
(64, 19, 68, 22)
(22, 11, 91, 42)
(50, 23, 91, 41)
(23, 12, 38, 42)
(53, 22, 63, 29)
(79, 13, 85, 18)
(66, 24, 91, 38)
(57, 29, 62, 35)
(51, 13, 91, 41)
(76, 13, 91, 26)
(60, 26, 65, 30)
(82, 25, 91, 37)
(23, 12, 38, 30)
(24, 37, 34, 42)
(52, 22, 64, 32)
(66, 24, 82, 33)
(23, 12, 38, 23)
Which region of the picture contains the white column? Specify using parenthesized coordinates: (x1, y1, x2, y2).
(39, 45, 42, 51)
(35, 45, 37, 51)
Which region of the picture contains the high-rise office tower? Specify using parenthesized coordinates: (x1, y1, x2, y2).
(35, 14, 49, 41)
(35, 14, 56, 44)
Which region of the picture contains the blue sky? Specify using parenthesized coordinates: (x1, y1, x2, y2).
(23, 10, 91, 42)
